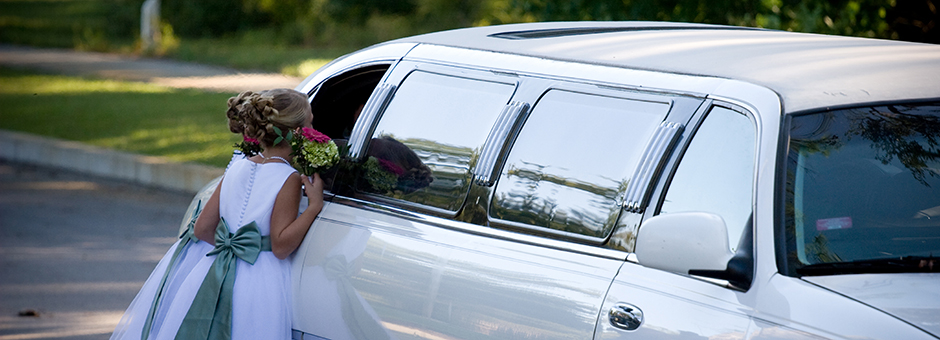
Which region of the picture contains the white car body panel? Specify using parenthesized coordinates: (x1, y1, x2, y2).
(162, 22, 940, 340)
(292, 201, 623, 339)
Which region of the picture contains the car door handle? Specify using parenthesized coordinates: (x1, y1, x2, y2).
(608, 303, 643, 331)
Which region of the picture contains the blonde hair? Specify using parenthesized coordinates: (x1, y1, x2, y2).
(226, 88, 310, 146)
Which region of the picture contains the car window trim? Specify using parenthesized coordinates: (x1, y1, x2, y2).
(486, 84, 681, 244)
(330, 195, 629, 261)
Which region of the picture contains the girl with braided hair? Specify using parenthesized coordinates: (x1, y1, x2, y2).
(111, 89, 323, 340)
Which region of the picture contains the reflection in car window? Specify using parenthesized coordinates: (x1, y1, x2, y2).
(356, 70, 515, 211)
(785, 103, 940, 276)
(491, 90, 670, 238)
(659, 106, 755, 251)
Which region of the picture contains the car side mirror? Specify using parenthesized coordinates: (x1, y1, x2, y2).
(635, 212, 753, 291)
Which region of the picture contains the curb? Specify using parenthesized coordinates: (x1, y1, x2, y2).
(0, 129, 222, 194)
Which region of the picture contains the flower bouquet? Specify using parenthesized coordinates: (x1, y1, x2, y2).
(361, 156, 405, 192)
(288, 127, 340, 175)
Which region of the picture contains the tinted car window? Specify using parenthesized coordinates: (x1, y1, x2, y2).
(659, 106, 756, 250)
(491, 89, 670, 238)
(357, 70, 516, 211)
(784, 103, 940, 276)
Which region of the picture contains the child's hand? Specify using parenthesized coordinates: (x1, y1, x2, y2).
(301, 173, 324, 203)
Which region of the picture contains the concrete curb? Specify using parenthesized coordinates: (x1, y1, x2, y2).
(0, 129, 222, 193)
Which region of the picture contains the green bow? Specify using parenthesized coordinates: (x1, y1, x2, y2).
(142, 200, 202, 340)
(175, 218, 270, 340)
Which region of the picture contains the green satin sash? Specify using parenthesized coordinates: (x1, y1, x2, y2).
(174, 218, 271, 340)
(142, 200, 202, 340)
(324, 255, 390, 340)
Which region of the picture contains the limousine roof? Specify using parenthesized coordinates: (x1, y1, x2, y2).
(393, 21, 940, 114)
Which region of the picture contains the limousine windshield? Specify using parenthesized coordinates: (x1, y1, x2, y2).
(783, 102, 940, 276)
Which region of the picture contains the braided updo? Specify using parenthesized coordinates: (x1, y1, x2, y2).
(226, 88, 310, 146)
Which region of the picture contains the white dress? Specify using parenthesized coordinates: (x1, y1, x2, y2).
(111, 152, 245, 340)
(110, 237, 215, 340)
(150, 158, 298, 340)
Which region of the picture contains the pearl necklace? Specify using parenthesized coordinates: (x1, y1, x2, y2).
(260, 153, 290, 165)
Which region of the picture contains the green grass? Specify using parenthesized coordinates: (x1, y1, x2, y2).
(0, 67, 240, 167)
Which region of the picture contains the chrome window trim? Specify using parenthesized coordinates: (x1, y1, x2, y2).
(487, 84, 680, 242)
(488, 216, 609, 245)
(296, 42, 417, 95)
(357, 191, 462, 217)
(403, 44, 721, 99)
(348, 83, 397, 160)
(705, 96, 763, 223)
(623, 121, 684, 213)
(474, 101, 530, 186)
(303, 60, 397, 100)
(331, 195, 628, 260)
(347, 62, 523, 213)
(706, 96, 763, 270)
(349, 63, 522, 162)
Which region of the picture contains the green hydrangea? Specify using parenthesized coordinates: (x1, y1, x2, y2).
(294, 138, 339, 175)
(363, 156, 399, 193)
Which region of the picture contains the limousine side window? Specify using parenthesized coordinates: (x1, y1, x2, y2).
(355, 70, 516, 211)
(309, 65, 390, 140)
(490, 89, 670, 239)
(659, 106, 756, 251)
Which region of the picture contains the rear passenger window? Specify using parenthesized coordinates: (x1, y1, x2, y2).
(490, 90, 670, 239)
(659, 106, 755, 250)
(356, 70, 516, 211)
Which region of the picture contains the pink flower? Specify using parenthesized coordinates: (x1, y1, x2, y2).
(377, 158, 405, 176)
(243, 136, 259, 144)
(299, 127, 331, 143)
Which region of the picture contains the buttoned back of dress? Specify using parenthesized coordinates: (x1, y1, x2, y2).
(218, 158, 297, 236)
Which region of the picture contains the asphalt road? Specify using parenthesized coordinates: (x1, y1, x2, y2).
(0, 44, 303, 92)
(0, 161, 192, 340)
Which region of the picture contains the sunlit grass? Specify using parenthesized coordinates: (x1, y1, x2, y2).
(0, 68, 239, 167)
(1, 73, 172, 95)
(280, 58, 334, 78)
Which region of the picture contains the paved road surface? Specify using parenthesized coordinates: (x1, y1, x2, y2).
(0, 44, 304, 92)
(0, 161, 192, 340)
(0, 43, 296, 339)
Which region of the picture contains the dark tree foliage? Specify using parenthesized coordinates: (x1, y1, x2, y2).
(157, 0, 938, 43)
(888, 0, 940, 43)
(325, 0, 418, 24)
(162, 0, 273, 37)
(508, 0, 757, 23)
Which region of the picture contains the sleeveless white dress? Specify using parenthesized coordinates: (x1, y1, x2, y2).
(110, 237, 215, 340)
(149, 157, 298, 340)
(110, 152, 246, 340)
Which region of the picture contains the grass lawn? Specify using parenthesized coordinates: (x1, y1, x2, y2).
(0, 67, 240, 168)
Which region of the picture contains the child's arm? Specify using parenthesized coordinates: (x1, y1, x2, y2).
(194, 178, 224, 243)
(270, 173, 324, 259)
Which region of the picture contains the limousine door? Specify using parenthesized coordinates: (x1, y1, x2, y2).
(596, 103, 755, 339)
(291, 59, 704, 339)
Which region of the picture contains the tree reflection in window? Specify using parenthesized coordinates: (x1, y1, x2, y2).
(490, 90, 669, 239)
(785, 103, 940, 272)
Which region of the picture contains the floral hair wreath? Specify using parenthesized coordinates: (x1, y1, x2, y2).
(234, 127, 339, 175)
(234, 135, 262, 157)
